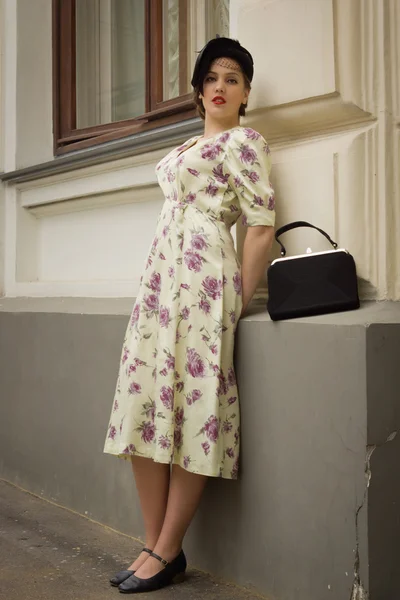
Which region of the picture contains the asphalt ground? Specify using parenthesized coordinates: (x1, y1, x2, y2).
(0, 479, 265, 600)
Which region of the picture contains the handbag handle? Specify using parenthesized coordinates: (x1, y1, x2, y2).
(275, 221, 338, 257)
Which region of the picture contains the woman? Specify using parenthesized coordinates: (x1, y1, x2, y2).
(104, 36, 275, 594)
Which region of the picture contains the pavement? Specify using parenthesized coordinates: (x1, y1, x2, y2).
(0, 479, 263, 600)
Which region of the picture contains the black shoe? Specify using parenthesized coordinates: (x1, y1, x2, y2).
(110, 547, 153, 587)
(118, 549, 186, 594)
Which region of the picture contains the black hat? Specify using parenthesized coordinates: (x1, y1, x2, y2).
(191, 36, 254, 89)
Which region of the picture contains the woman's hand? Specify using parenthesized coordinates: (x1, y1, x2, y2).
(240, 225, 275, 318)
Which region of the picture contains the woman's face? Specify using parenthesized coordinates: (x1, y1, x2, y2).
(199, 58, 249, 122)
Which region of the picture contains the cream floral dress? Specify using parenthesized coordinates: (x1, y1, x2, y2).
(104, 126, 275, 479)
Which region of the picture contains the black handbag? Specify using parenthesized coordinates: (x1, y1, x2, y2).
(267, 221, 360, 321)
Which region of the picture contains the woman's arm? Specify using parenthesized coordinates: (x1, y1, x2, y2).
(240, 225, 275, 318)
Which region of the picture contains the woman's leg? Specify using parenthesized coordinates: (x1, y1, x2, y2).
(127, 456, 170, 571)
(133, 464, 207, 578)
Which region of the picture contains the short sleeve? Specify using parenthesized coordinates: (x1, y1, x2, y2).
(225, 127, 275, 227)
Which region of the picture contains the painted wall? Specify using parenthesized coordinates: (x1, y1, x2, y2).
(1, 301, 399, 599)
(0, 4, 399, 597)
(0, 0, 398, 300)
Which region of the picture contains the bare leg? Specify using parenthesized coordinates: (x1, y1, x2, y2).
(127, 456, 170, 571)
(134, 464, 207, 579)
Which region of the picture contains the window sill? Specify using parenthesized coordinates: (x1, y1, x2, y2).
(1, 117, 203, 184)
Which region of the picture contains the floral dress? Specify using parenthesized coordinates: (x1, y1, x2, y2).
(103, 125, 275, 479)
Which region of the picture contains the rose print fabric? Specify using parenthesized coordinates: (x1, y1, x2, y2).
(104, 126, 275, 479)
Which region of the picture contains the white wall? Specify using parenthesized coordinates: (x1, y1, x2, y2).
(0, 0, 17, 296)
(1, 0, 399, 300)
(7, 152, 167, 297)
(16, 0, 53, 168)
(0, 0, 4, 296)
(235, 0, 400, 300)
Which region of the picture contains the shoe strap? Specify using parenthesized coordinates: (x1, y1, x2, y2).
(150, 551, 169, 566)
(142, 547, 153, 555)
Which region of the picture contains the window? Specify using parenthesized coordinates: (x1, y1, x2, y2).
(53, 0, 229, 154)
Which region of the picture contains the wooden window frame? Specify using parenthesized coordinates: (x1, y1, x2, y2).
(52, 0, 197, 155)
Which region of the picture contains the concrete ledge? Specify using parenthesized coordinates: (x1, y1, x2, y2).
(0, 296, 134, 315)
(0, 301, 399, 599)
(0, 297, 399, 323)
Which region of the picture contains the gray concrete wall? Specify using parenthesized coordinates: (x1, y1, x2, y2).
(0, 187, 4, 296)
(0, 299, 399, 599)
(366, 325, 400, 600)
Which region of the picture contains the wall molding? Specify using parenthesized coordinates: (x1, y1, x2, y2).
(0, 118, 203, 184)
(17, 150, 165, 210)
(25, 183, 160, 218)
(248, 93, 375, 146)
(6, 280, 140, 299)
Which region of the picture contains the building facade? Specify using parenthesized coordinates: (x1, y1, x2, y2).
(0, 2, 399, 599)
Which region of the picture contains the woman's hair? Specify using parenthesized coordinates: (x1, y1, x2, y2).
(193, 72, 251, 120)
